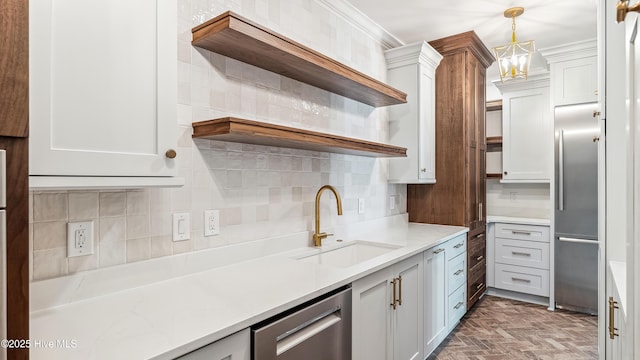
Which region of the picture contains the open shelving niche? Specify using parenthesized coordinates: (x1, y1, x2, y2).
(191, 11, 409, 158)
(486, 100, 503, 179)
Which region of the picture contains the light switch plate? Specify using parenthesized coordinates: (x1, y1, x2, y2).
(173, 213, 190, 241)
(67, 221, 94, 257)
(358, 198, 365, 214)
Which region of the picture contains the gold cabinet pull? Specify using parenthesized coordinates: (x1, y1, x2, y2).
(165, 149, 177, 159)
(454, 269, 464, 276)
(390, 278, 397, 310)
(397, 276, 402, 306)
(617, 0, 640, 23)
(476, 255, 484, 261)
(454, 301, 464, 310)
(609, 296, 620, 339)
(433, 248, 445, 254)
(476, 282, 484, 290)
(454, 242, 464, 249)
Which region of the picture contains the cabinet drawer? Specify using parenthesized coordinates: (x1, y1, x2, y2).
(467, 272, 485, 310)
(495, 223, 550, 242)
(445, 234, 466, 260)
(447, 253, 466, 295)
(447, 284, 466, 329)
(495, 238, 550, 269)
(495, 263, 550, 297)
(467, 234, 486, 270)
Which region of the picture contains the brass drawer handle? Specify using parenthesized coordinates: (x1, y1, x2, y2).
(511, 230, 532, 235)
(397, 276, 403, 306)
(390, 278, 397, 310)
(454, 269, 464, 276)
(433, 248, 445, 254)
(476, 282, 484, 290)
(454, 243, 464, 249)
(454, 302, 464, 310)
(609, 296, 619, 339)
(512, 277, 531, 283)
(476, 255, 484, 261)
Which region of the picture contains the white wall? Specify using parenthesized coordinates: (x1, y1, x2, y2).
(29, 0, 406, 280)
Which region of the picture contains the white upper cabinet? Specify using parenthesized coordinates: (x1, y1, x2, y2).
(385, 42, 442, 184)
(540, 39, 598, 107)
(29, 0, 180, 188)
(495, 74, 552, 182)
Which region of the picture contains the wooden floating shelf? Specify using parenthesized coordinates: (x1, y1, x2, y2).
(192, 11, 407, 107)
(486, 136, 503, 145)
(486, 173, 503, 179)
(486, 99, 502, 111)
(192, 117, 407, 158)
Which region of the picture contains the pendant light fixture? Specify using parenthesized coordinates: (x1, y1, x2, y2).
(493, 7, 535, 82)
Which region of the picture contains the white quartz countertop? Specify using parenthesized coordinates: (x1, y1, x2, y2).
(30, 217, 467, 360)
(486, 215, 550, 226)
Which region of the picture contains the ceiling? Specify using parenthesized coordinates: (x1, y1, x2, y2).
(346, 0, 598, 82)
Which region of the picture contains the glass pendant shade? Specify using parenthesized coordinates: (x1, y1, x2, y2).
(493, 7, 535, 82)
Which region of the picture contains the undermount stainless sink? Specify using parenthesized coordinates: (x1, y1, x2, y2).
(295, 241, 401, 268)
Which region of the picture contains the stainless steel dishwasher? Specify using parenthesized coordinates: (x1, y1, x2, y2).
(252, 287, 351, 360)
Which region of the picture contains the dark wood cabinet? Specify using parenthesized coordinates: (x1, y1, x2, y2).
(1, 0, 29, 358)
(407, 31, 493, 309)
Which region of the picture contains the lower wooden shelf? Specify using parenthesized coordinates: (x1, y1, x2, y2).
(192, 117, 407, 158)
(486, 173, 503, 179)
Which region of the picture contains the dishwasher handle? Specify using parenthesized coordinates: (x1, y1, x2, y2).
(276, 307, 342, 355)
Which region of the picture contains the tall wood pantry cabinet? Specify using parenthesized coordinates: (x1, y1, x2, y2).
(407, 31, 494, 310)
(0, 0, 29, 358)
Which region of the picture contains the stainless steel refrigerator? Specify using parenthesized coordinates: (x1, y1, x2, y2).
(554, 102, 599, 315)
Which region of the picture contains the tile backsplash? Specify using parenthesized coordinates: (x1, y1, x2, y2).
(30, 0, 406, 280)
(486, 180, 551, 219)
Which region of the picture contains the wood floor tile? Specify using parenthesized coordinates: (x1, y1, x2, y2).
(428, 295, 598, 360)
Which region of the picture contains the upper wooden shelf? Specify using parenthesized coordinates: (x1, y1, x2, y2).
(486, 99, 502, 111)
(192, 11, 407, 107)
(192, 117, 407, 158)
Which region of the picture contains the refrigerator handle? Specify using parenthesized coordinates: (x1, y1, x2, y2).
(558, 130, 565, 211)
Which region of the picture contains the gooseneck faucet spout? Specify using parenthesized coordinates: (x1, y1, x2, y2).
(313, 185, 343, 247)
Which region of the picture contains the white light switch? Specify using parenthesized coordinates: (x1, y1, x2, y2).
(358, 198, 365, 214)
(173, 213, 190, 241)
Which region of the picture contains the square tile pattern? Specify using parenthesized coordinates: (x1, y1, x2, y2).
(429, 295, 598, 360)
(30, 0, 407, 280)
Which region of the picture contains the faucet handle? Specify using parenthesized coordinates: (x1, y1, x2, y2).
(325, 233, 334, 237)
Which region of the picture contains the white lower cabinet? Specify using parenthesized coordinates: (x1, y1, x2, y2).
(423, 246, 446, 357)
(352, 254, 423, 360)
(178, 329, 250, 360)
(423, 233, 467, 358)
(489, 222, 551, 297)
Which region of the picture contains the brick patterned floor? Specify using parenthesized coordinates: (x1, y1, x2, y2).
(428, 295, 598, 360)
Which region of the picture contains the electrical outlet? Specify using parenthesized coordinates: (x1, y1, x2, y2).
(173, 213, 190, 241)
(67, 221, 94, 257)
(204, 210, 220, 236)
(389, 195, 396, 210)
(358, 198, 365, 214)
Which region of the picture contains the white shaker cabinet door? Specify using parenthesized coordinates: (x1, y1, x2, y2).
(178, 329, 250, 360)
(423, 245, 447, 358)
(29, 0, 177, 177)
(501, 85, 551, 182)
(393, 254, 423, 360)
(352, 266, 394, 360)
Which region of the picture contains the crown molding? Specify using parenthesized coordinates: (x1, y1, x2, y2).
(385, 41, 443, 70)
(492, 72, 550, 93)
(539, 39, 597, 64)
(315, 0, 405, 50)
